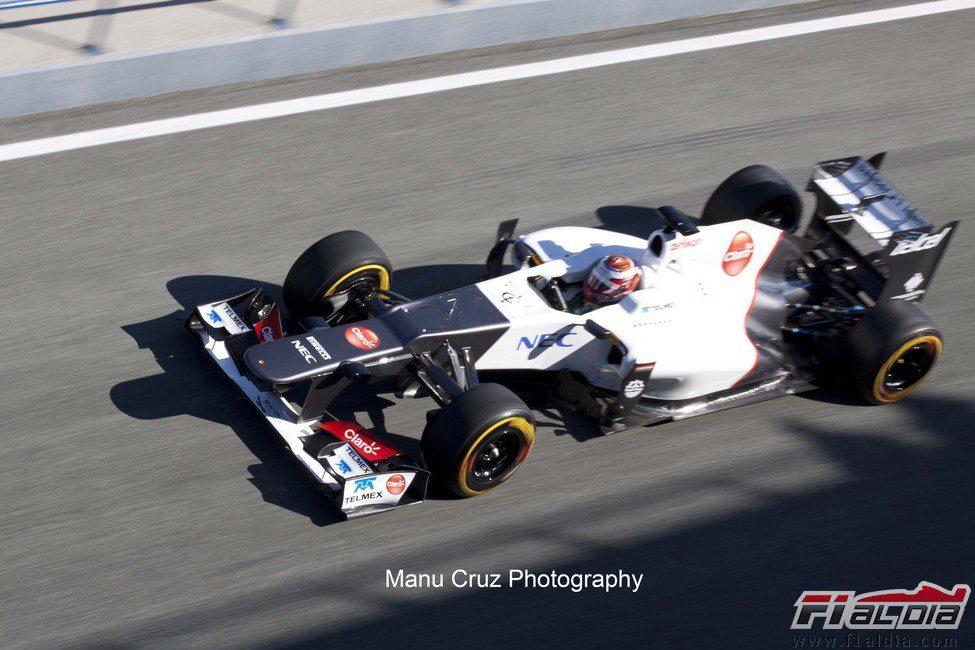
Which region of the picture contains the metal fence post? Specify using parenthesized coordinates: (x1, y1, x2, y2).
(270, 0, 300, 29)
(82, 0, 118, 54)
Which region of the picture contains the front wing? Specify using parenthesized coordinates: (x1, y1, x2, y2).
(185, 292, 428, 519)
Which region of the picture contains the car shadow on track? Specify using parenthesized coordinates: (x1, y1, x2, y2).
(80, 392, 975, 647)
(595, 205, 667, 238)
(393, 262, 488, 297)
(110, 275, 344, 527)
(282, 394, 975, 647)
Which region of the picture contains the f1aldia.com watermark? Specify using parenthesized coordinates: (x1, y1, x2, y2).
(385, 569, 644, 593)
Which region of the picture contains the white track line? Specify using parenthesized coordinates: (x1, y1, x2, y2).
(1, 0, 973, 163)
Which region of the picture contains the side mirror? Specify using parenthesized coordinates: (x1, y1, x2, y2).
(584, 319, 612, 340)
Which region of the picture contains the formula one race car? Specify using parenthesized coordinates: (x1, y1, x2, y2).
(186, 153, 955, 518)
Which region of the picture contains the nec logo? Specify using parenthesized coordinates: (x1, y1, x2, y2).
(292, 340, 316, 364)
(517, 332, 576, 350)
(890, 227, 952, 256)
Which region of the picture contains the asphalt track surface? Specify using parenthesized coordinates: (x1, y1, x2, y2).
(1, 1, 973, 647)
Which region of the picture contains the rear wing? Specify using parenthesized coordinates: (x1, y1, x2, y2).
(804, 154, 957, 302)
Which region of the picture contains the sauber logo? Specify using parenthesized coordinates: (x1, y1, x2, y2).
(386, 474, 406, 495)
(890, 227, 952, 256)
(904, 272, 924, 293)
(623, 379, 645, 398)
(345, 326, 380, 351)
(792, 582, 969, 630)
(722, 231, 754, 276)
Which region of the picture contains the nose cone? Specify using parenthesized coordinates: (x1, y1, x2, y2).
(244, 321, 402, 385)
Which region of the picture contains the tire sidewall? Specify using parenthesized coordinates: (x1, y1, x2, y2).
(421, 384, 535, 497)
(282, 230, 391, 319)
(701, 164, 801, 232)
(847, 301, 943, 404)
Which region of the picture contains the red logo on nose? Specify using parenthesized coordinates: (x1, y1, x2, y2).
(345, 326, 380, 350)
(722, 231, 754, 276)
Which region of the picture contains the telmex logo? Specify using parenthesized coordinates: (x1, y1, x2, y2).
(722, 231, 754, 276)
(890, 227, 952, 256)
(517, 332, 576, 350)
(792, 582, 970, 630)
(353, 477, 376, 493)
(345, 326, 380, 350)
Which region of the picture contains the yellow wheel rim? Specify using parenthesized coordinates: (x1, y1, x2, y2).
(872, 335, 942, 403)
(457, 416, 535, 496)
(322, 264, 390, 299)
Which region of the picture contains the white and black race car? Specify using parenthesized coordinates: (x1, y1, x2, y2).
(186, 154, 955, 518)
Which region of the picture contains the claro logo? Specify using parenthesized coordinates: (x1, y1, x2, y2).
(722, 231, 754, 276)
(344, 427, 382, 456)
(386, 474, 407, 495)
(345, 326, 380, 351)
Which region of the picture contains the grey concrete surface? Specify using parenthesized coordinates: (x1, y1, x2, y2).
(0, 0, 814, 116)
(0, 1, 973, 647)
(0, 0, 493, 72)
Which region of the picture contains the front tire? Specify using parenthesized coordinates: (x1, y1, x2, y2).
(701, 164, 801, 232)
(282, 230, 392, 321)
(846, 301, 943, 404)
(421, 384, 536, 497)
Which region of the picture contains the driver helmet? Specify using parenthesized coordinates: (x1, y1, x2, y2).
(582, 254, 642, 305)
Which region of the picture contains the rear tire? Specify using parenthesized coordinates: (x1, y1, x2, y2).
(421, 384, 535, 498)
(282, 230, 392, 320)
(701, 165, 801, 232)
(846, 300, 943, 405)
